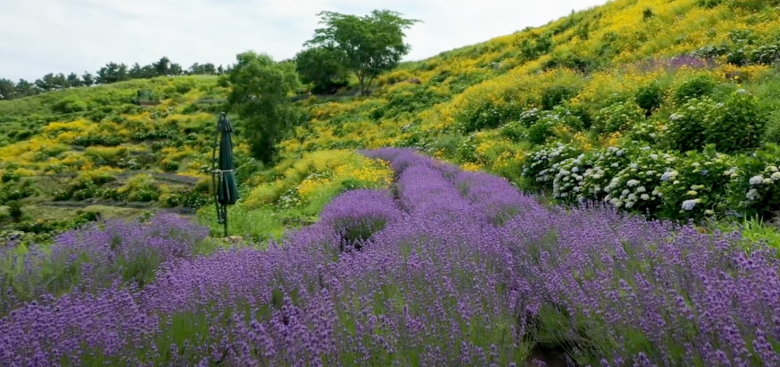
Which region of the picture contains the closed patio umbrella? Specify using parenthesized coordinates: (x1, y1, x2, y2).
(212, 112, 239, 237)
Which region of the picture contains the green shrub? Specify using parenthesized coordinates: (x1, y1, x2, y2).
(728, 143, 780, 220)
(635, 82, 666, 116)
(53, 97, 89, 114)
(627, 118, 666, 146)
(578, 146, 636, 202)
(6, 200, 23, 222)
(602, 147, 680, 216)
(500, 120, 528, 141)
(658, 145, 734, 222)
(551, 153, 592, 203)
(696, 0, 722, 8)
(704, 89, 766, 153)
(521, 143, 584, 190)
(527, 114, 560, 145)
(541, 85, 578, 110)
(591, 100, 645, 134)
(664, 97, 718, 152)
(672, 74, 718, 104)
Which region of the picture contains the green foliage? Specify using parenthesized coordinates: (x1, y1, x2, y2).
(664, 97, 717, 152)
(728, 144, 780, 220)
(7, 200, 23, 222)
(705, 89, 766, 153)
(225, 51, 302, 164)
(304, 10, 420, 95)
(294, 46, 349, 94)
(519, 32, 555, 60)
(578, 146, 635, 203)
(602, 148, 679, 216)
(634, 82, 666, 116)
(591, 100, 645, 134)
(541, 85, 578, 110)
(658, 146, 734, 222)
(673, 74, 718, 104)
(522, 143, 584, 190)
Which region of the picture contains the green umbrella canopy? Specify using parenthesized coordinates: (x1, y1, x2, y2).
(216, 113, 239, 206)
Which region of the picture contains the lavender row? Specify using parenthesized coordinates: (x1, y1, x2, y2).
(1, 149, 779, 366)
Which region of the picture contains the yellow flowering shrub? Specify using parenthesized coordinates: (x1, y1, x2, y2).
(245, 150, 393, 209)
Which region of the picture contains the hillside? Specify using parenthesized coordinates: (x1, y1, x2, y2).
(2, 0, 780, 238)
(3, 0, 780, 365)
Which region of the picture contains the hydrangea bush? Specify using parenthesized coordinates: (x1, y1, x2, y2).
(521, 143, 583, 190)
(657, 145, 735, 222)
(602, 147, 679, 215)
(728, 143, 780, 220)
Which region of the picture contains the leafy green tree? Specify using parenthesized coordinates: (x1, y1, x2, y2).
(35, 73, 55, 91)
(225, 51, 302, 164)
(52, 73, 68, 89)
(67, 72, 82, 87)
(304, 10, 420, 95)
(129, 63, 145, 78)
(15, 79, 35, 96)
(294, 46, 348, 94)
(81, 72, 95, 86)
(0, 78, 15, 100)
(97, 62, 120, 84)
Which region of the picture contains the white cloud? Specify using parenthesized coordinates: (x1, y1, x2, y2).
(0, 0, 608, 81)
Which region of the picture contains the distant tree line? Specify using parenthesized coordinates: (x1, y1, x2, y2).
(0, 56, 230, 100)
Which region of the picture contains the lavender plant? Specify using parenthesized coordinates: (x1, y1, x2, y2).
(0, 149, 778, 367)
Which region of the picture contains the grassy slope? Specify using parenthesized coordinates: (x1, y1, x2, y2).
(0, 76, 235, 234)
(2, 0, 780, 238)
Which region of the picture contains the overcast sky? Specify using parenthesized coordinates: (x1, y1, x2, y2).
(0, 0, 609, 82)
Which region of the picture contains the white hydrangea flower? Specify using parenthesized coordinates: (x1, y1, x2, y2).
(627, 179, 640, 187)
(628, 193, 637, 201)
(625, 201, 634, 208)
(769, 166, 778, 172)
(687, 190, 698, 196)
(649, 154, 658, 159)
(622, 189, 630, 195)
(681, 199, 698, 211)
(636, 186, 646, 193)
(746, 189, 760, 200)
(750, 175, 765, 185)
(704, 209, 714, 216)
(772, 172, 780, 180)
(764, 178, 773, 185)
(630, 163, 639, 169)
(640, 194, 650, 200)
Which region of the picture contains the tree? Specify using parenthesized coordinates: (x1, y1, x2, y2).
(304, 10, 420, 95)
(81, 72, 95, 86)
(52, 73, 68, 89)
(0, 78, 15, 100)
(97, 62, 120, 84)
(129, 63, 145, 79)
(169, 62, 183, 76)
(15, 79, 35, 96)
(67, 72, 82, 87)
(225, 51, 302, 164)
(153, 56, 171, 76)
(294, 46, 348, 94)
(36, 73, 55, 91)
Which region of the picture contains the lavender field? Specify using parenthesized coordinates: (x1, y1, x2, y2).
(1, 149, 779, 366)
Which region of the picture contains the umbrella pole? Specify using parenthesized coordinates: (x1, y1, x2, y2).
(223, 203, 229, 237)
